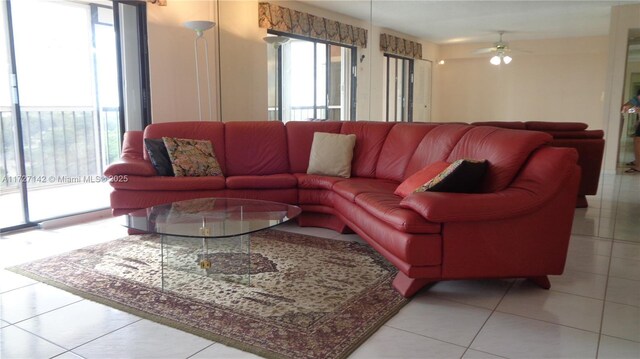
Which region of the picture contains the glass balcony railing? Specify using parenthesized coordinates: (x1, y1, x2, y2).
(0, 106, 120, 190)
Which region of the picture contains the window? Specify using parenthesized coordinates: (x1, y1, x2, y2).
(0, 0, 150, 232)
(383, 54, 414, 122)
(268, 32, 356, 122)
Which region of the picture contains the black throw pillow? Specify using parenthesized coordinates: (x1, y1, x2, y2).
(416, 159, 488, 193)
(144, 138, 174, 176)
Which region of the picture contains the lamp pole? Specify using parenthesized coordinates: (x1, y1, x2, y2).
(184, 21, 216, 121)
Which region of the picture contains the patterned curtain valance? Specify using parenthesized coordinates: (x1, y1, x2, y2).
(258, 2, 367, 48)
(380, 33, 422, 60)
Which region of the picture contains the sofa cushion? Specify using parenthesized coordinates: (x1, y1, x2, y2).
(394, 161, 450, 197)
(376, 123, 437, 182)
(163, 137, 223, 177)
(416, 159, 488, 193)
(225, 121, 290, 176)
(144, 138, 174, 176)
(286, 121, 343, 173)
(447, 126, 551, 193)
(341, 122, 394, 178)
(144, 122, 226, 173)
(355, 192, 441, 233)
(307, 132, 356, 178)
(333, 178, 399, 202)
(294, 173, 344, 190)
(109, 175, 226, 191)
(226, 174, 297, 189)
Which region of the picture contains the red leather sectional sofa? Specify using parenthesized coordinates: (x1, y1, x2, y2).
(472, 121, 604, 208)
(105, 121, 581, 297)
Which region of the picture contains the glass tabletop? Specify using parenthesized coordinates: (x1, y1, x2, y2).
(123, 198, 302, 238)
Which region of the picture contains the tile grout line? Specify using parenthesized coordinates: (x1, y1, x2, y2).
(594, 223, 620, 359)
(8, 296, 85, 326)
(380, 324, 469, 352)
(64, 317, 145, 354)
(185, 342, 220, 359)
(458, 279, 517, 358)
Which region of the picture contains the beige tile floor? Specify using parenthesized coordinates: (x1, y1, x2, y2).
(0, 170, 638, 358)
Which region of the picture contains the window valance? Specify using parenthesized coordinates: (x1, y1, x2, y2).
(258, 2, 367, 48)
(380, 33, 422, 60)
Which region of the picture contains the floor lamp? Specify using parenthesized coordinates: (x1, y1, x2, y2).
(184, 20, 216, 121)
(263, 35, 289, 121)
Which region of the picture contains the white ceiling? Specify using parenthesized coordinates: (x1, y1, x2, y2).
(302, 0, 640, 44)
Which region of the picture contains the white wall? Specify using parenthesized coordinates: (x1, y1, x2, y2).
(433, 36, 608, 129)
(146, 0, 219, 123)
(145, 0, 438, 123)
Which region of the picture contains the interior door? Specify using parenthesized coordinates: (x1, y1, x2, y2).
(413, 59, 432, 122)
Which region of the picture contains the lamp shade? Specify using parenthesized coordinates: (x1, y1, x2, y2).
(184, 21, 215, 37)
(490, 55, 501, 65)
(503, 55, 512, 64)
(263, 36, 290, 47)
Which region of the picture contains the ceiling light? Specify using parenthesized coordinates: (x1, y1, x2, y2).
(490, 55, 501, 65)
(503, 55, 512, 64)
(438, 60, 445, 65)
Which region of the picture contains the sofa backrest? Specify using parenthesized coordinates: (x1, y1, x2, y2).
(447, 126, 552, 192)
(143, 121, 227, 173)
(341, 121, 395, 178)
(285, 121, 343, 173)
(525, 121, 588, 131)
(404, 124, 472, 178)
(224, 121, 290, 176)
(472, 121, 526, 130)
(376, 123, 438, 182)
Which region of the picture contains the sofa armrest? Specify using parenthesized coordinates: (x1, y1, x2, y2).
(104, 157, 156, 177)
(400, 189, 550, 222)
(400, 146, 580, 222)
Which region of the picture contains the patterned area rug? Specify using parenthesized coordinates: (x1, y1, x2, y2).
(9, 229, 408, 359)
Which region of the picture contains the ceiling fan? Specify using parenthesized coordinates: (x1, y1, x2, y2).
(473, 31, 527, 65)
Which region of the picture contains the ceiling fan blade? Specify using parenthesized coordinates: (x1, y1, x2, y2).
(472, 47, 498, 54)
(507, 47, 532, 54)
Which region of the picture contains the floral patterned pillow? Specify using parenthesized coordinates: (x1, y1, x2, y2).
(162, 137, 223, 177)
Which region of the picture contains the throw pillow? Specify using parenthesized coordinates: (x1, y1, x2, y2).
(144, 138, 175, 176)
(307, 132, 356, 178)
(394, 161, 450, 197)
(415, 159, 488, 193)
(162, 137, 223, 177)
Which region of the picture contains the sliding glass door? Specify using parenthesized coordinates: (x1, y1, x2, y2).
(0, 0, 121, 230)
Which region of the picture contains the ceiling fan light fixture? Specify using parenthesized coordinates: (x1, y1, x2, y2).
(503, 55, 512, 64)
(490, 55, 501, 65)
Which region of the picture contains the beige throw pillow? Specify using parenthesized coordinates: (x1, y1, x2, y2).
(307, 132, 356, 178)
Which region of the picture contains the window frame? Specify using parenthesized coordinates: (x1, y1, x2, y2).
(268, 30, 357, 122)
(384, 53, 414, 122)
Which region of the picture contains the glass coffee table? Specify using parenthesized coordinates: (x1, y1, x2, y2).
(123, 198, 301, 289)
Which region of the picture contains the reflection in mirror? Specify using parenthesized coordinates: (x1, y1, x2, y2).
(263, 1, 372, 122)
(609, 29, 640, 243)
(620, 30, 640, 168)
(370, 1, 433, 122)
